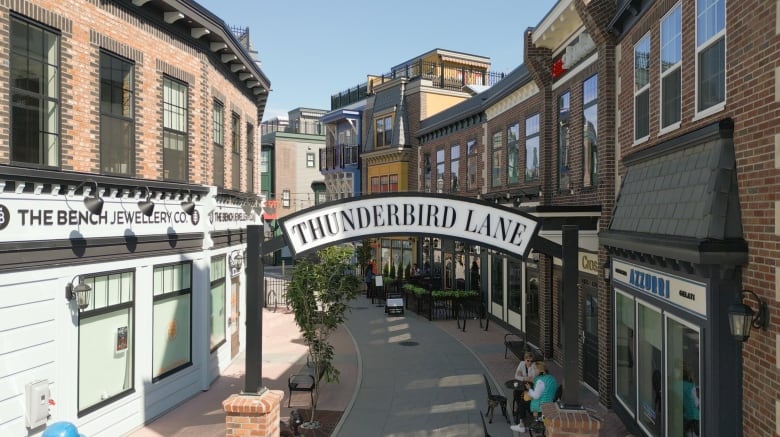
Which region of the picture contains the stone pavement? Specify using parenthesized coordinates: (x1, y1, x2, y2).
(129, 294, 631, 436)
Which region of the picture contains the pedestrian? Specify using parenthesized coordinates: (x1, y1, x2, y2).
(510, 361, 558, 433)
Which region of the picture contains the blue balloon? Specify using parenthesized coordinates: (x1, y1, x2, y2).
(42, 421, 84, 437)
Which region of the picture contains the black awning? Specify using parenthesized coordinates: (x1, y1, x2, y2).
(601, 119, 747, 265)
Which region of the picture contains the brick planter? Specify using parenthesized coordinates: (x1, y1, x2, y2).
(223, 390, 284, 437)
(540, 402, 601, 437)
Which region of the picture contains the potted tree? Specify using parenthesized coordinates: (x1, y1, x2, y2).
(285, 245, 361, 430)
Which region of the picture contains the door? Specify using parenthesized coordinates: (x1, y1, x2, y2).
(582, 279, 599, 390)
(230, 278, 240, 358)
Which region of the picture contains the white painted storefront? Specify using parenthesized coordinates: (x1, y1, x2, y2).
(0, 186, 260, 437)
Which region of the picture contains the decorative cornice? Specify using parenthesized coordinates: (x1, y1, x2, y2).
(485, 82, 540, 120)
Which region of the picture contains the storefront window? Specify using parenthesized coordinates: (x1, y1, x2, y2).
(666, 316, 701, 437)
(637, 301, 663, 437)
(491, 253, 504, 306)
(615, 291, 637, 413)
(210, 256, 226, 351)
(78, 271, 134, 415)
(152, 262, 192, 381)
(507, 258, 522, 312)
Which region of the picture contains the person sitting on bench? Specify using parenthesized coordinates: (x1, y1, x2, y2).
(510, 361, 558, 433)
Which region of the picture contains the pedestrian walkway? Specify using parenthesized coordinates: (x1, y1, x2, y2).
(129, 293, 630, 436)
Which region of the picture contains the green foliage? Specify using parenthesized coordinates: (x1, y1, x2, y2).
(403, 283, 428, 296)
(286, 245, 361, 423)
(431, 289, 479, 299)
(356, 240, 372, 272)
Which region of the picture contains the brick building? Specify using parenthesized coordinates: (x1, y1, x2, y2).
(0, 1, 269, 436)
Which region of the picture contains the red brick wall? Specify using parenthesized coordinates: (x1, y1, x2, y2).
(0, 0, 259, 191)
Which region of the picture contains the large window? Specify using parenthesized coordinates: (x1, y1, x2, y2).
(424, 153, 432, 192)
(100, 51, 134, 176)
(637, 301, 663, 437)
(210, 256, 227, 351)
(661, 4, 682, 129)
(525, 114, 540, 182)
(375, 115, 392, 147)
(467, 139, 478, 190)
(696, 0, 725, 113)
(491, 131, 503, 187)
(558, 92, 570, 191)
(615, 291, 637, 413)
(582, 75, 598, 188)
(152, 262, 192, 381)
(634, 35, 651, 141)
(450, 144, 460, 192)
(246, 123, 254, 192)
(163, 76, 188, 182)
(10, 16, 60, 167)
(78, 271, 134, 415)
(490, 253, 504, 306)
(507, 258, 522, 311)
(507, 123, 520, 185)
(212, 101, 224, 187)
(666, 316, 701, 437)
(231, 113, 240, 190)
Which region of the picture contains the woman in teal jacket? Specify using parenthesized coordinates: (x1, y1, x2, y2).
(526, 361, 559, 414)
(510, 361, 559, 433)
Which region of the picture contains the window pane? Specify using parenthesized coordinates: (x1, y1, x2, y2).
(507, 259, 522, 311)
(152, 294, 191, 379)
(635, 35, 650, 91)
(525, 115, 540, 182)
(558, 92, 570, 190)
(661, 5, 682, 72)
(666, 317, 701, 437)
(635, 90, 650, 140)
(615, 292, 637, 412)
(696, 0, 725, 46)
(507, 124, 519, 184)
(637, 303, 663, 436)
(697, 37, 725, 111)
(661, 68, 682, 127)
(490, 254, 503, 306)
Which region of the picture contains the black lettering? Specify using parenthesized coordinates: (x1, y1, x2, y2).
(340, 209, 356, 231)
(387, 204, 400, 226)
(403, 203, 416, 226)
(292, 222, 309, 244)
(372, 205, 385, 226)
(442, 206, 456, 228)
(308, 216, 326, 240)
(324, 212, 339, 235)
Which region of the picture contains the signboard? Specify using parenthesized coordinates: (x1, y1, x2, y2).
(612, 259, 707, 317)
(279, 193, 540, 257)
(0, 191, 204, 243)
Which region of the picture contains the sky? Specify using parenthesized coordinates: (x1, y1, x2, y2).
(196, 0, 555, 121)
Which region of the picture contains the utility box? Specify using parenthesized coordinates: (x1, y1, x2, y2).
(26, 379, 50, 428)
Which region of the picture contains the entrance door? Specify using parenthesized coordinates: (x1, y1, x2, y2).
(230, 278, 240, 358)
(582, 279, 599, 389)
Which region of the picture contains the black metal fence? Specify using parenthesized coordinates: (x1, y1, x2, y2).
(265, 277, 288, 312)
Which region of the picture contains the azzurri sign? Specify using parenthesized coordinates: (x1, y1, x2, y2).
(279, 193, 540, 257)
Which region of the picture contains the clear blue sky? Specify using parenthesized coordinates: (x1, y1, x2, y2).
(196, 0, 555, 121)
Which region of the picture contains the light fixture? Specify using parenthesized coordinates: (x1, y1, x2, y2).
(603, 261, 611, 281)
(728, 289, 769, 342)
(180, 191, 196, 215)
(65, 276, 92, 310)
(513, 196, 522, 207)
(75, 180, 103, 215)
(137, 188, 155, 217)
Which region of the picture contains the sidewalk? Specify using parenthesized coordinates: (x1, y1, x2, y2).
(129, 295, 630, 436)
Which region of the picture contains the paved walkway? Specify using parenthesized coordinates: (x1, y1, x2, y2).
(129, 294, 630, 436)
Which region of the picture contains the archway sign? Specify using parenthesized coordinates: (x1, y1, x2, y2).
(245, 193, 580, 407)
(278, 192, 541, 258)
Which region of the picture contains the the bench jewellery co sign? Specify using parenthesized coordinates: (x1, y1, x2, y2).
(279, 193, 540, 257)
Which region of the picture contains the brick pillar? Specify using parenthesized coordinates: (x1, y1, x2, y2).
(541, 403, 601, 437)
(223, 390, 284, 437)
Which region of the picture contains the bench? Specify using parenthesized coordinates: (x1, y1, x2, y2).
(504, 333, 542, 361)
(287, 366, 326, 407)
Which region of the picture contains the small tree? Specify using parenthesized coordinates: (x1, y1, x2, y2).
(286, 245, 361, 429)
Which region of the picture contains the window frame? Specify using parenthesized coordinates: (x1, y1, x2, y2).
(246, 122, 254, 193)
(212, 100, 224, 187)
(525, 114, 540, 182)
(231, 112, 240, 190)
(77, 269, 135, 417)
(507, 123, 520, 185)
(558, 92, 571, 192)
(10, 15, 61, 169)
(634, 34, 651, 143)
(282, 189, 290, 208)
(210, 255, 227, 352)
(450, 144, 460, 192)
(162, 75, 189, 182)
(306, 152, 316, 168)
(375, 114, 393, 147)
(660, 3, 683, 133)
(99, 50, 135, 176)
(151, 261, 193, 382)
(694, 0, 726, 117)
(491, 130, 503, 187)
(467, 139, 478, 190)
(436, 148, 445, 193)
(582, 74, 599, 188)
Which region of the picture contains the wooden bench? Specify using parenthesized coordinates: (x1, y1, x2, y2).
(287, 366, 326, 407)
(504, 333, 543, 361)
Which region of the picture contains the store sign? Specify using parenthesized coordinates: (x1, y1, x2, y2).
(612, 260, 707, 317)
(551, 32, 596, 79)
(279, 194, 540, 257)
(579, 251, 599, 274)
(0, 193, 203, 242)
(207, 202, 261, 233)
